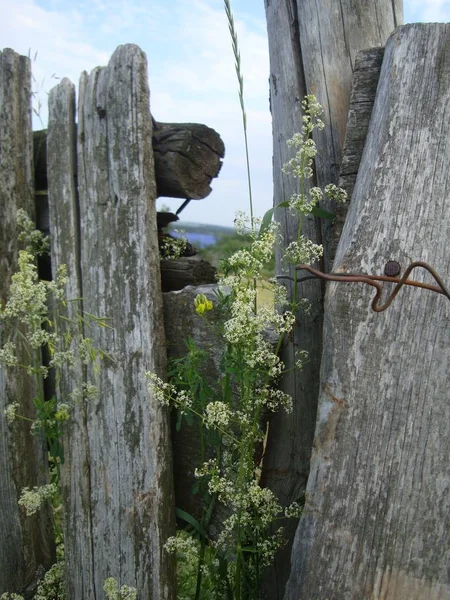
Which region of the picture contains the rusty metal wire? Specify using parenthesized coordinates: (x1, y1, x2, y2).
(295, 261, 450, 313)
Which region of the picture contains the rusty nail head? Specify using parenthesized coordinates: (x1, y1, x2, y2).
(384, 261, 401, 277)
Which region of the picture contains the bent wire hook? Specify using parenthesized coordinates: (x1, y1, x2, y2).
(295, 261, 450, 313)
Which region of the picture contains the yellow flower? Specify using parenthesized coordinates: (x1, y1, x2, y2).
(194, 294, 213, 315)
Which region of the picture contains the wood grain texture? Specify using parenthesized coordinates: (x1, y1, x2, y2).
(297, 0, 402, 270)
(48, 45, 175, 599)
(261, 6, 322, 594)
(160, 256, 216, 292)
(334, 47, 385, 260)
(0, 48, 55, 595)
(153, 122, 224, 199)
(34, 120, 224, 201)
(285, 23, 450, 600)
(262, 3, 401, 596)
(47, 78, 96, 600)
(163, 284, 226, 532)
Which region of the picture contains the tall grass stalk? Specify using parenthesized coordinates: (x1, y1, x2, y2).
(224, 0, 254, 229)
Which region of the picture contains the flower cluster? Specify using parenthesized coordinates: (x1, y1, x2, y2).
(150, 94, 346, 596)
(194, 293, 213, 315)
(160, 234, 187, 260)
(283, 238, 323, 266)
(18, 483, 57, 516)
(146, 372, 193, 414)
(104, 578, 137, 600)
(16, 208, 50, 257)
(4, 402, 20, 424)
(34, 558, 66, 600)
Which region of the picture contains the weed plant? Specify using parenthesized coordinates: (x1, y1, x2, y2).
(146, 2, 347, 599)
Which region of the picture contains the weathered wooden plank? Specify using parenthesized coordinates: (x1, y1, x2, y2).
(47, 78, 96, 599)
(261, 9, 323, 596)
(48, 44, 175, 598)
(333, 46, 385, 258)
(262, 3, 401, 596)
(286, 23, 450, 599)
(0, 48, 54, 595)
(297, 0, 402, 271)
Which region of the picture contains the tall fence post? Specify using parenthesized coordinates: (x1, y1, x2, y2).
(286, 23, 450, 599)
(48, 44, 175, 599)
(0, 48, 55, 596)
(262, 3, 402, 596)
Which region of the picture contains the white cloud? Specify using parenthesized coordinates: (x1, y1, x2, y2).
(0, 0, 273, 225)
(405, 0, 450, 22)
(3, 0, 447, 225)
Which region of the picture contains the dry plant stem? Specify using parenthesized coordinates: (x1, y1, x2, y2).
(223, 0, 254, 229)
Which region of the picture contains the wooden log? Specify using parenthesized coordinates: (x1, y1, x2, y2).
(153, 121, 224, 200)
(48, 44, 175, 598)
(285, 23, 450, 600)
(262, 2, 402, 597)
(161, 256, 216, 292)
(33, 120, 224, 200)
(0, 48, 55, 595)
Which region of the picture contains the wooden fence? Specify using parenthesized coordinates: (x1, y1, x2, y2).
(1, 20, 450, 600)
(0, 44, 223, 600)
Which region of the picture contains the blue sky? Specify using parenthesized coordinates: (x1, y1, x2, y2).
(2, 0, 449, 225)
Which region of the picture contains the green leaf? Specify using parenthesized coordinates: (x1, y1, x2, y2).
(258, 207, 274, 237)
(241, 545, 258, 553)
(176, 508, 208, 539)
(311, 206, 334, 220)
(259, 200, 295, 238)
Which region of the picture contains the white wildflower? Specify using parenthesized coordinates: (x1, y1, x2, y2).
(161, 235, 187, 260)
(284, 239, 323, 266)
(104, 578, 137, 600)
(4, 402, 20, 424)
(325, 183, 347, 204)
(284, 501, 303, 519)
(0, 341, 18, 366)
(18, 483, 57, 516)
(204, 401, 232, 429)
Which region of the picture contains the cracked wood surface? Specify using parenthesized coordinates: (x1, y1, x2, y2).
(0, 48, 55, 595)
(285, 23, 450, 600)
(34, 120, 224, 201)
(48, 44, 175, 599)
(262, 2, 401, 597)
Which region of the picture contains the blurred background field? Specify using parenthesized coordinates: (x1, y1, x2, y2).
(170, 221, 275, 307)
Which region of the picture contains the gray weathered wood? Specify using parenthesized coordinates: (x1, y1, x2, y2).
(297, 0, 402, 270)
(47, 78, 95, 599)
(263, 2, 402, 596)
(161, 256, 216, 292)
(334, 46, 385, 257)
(0, 48, 55, 595)
(163, 285, 223, 527)
(285, 23, 450, 600)
(34, 121, 224, 200)
(48, 44, 175, 599)
(153, 122, 224, 199)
